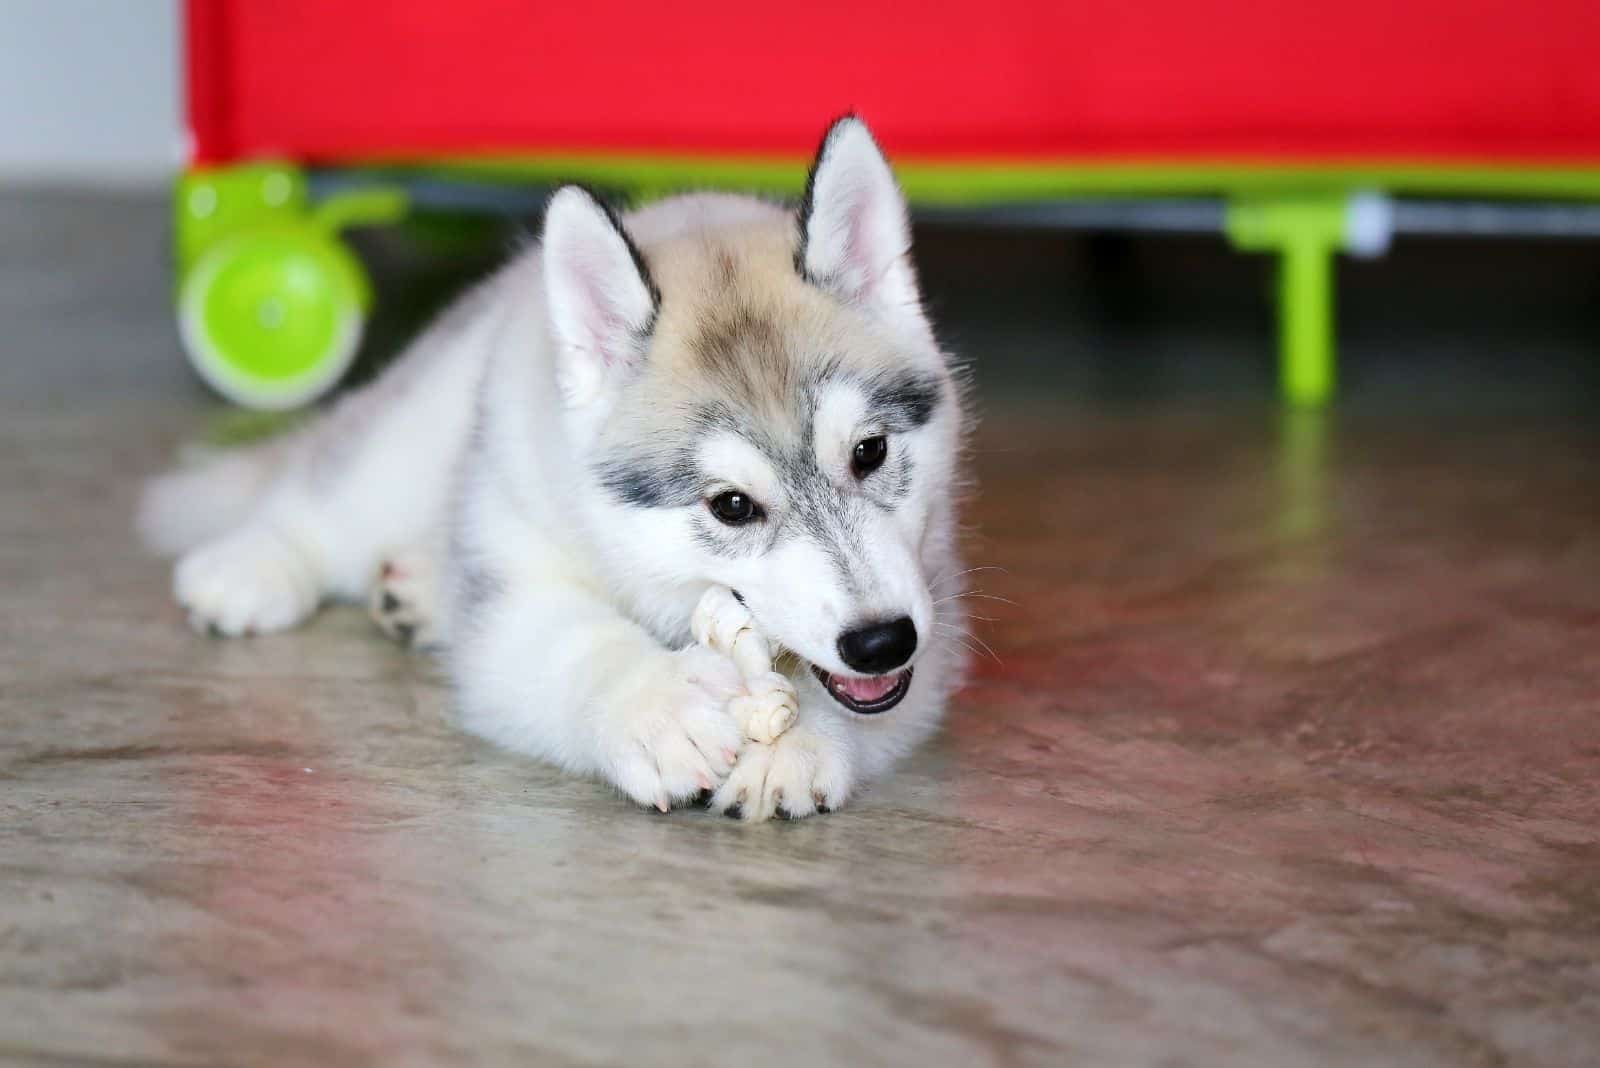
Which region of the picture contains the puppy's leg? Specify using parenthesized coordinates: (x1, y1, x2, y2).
(159, 283, 491, 637)
(172, 449, 438, 639)
(454, 579, 747, 811)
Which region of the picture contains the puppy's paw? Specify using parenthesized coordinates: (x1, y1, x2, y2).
(601, 646, 747, 812)
(368, 551, 441, 648)
(709, 722, 853, 822)
(174, 525, 320, 637)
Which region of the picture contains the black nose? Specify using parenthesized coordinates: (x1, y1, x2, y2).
(837, 617, 918, 674)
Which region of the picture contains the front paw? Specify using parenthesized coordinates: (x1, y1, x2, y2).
(174, 525, 320, 637)
(709, 722, 853, 822)
(601, 646, 746, 812)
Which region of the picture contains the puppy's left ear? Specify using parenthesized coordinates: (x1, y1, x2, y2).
(543, 186, 661, 407)
(796, 116, 926, 337)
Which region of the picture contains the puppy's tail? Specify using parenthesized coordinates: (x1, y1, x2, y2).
(137, 438, 289, 556)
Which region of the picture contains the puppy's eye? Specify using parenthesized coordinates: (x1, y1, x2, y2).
(707, 490, 761, 526)
(851, 436, 888, 478)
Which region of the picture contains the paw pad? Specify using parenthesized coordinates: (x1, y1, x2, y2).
(368, 555, 438, 647)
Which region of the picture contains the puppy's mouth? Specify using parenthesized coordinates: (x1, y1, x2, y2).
(809, 666, 913, 715)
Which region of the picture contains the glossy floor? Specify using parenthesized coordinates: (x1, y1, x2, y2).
(2, 193, 1598, 1066)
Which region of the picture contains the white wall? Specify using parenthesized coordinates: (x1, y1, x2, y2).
(0, 0, 182, 185)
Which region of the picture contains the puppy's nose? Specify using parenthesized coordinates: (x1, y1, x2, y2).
(837, 617, 918, 674)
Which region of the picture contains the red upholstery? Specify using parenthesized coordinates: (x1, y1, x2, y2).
(187, 0, 1600, 166)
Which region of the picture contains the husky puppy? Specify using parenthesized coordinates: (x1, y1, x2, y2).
(140, 117, 970, 821)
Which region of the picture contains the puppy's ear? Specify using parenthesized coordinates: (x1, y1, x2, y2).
(543, 186, 660, 406)
(796, 116, 925, 335)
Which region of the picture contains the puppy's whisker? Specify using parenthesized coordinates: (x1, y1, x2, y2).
(959, 591, 1018, 606)
(931, 589, 1018, 609)
(930, 565, 1008, 591)
(931, 621, 1001, 665)
(966, 633, 1001, 664)
(941, 631, 999, 666)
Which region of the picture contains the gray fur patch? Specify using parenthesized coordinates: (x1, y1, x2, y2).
(691, 514, 770, 558)
(690, 401, 743, 437)
(875, 453, 914, 506)
(457, 560, 506, 616)
(594, 451, 701, 508)
(867, 371, 942, 431)
(783, 463, 867, 591)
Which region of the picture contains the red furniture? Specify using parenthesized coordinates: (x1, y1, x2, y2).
(189, 0, 1600, 166)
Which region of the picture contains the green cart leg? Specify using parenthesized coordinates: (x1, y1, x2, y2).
(1278, 236, 1335, 406)
(1226, 196, 1347, 407)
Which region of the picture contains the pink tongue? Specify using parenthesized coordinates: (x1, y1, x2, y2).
(833, 672, 901, 703)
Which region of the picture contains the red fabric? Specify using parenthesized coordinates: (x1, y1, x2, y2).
(187, 0, 1600, 166)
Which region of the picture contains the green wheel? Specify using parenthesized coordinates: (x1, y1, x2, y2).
(179, 229, 367, 410)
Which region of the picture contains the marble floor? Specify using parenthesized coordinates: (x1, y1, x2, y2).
(2, 192, 1599, 1066)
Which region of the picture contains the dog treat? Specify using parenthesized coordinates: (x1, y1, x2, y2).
(691, 586, 798, 745)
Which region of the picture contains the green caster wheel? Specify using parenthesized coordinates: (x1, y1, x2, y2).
(178, 229, 367, 410)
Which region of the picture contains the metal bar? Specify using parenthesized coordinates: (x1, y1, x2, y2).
(913, 198, 1225, 233)
(308, 171, 555, 216)
(1391, 200, 1600, 239)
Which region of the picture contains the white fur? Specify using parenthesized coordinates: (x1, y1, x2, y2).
(139, 119, 969, 821)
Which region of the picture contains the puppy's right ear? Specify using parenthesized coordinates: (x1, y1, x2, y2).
(543, 186, 660, 407)
(795, 116, 924, 339)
